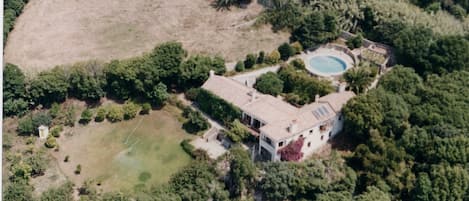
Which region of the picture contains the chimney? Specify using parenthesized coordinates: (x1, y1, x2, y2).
(288, 119, 298, 133)
(315, 94, 320, 103)
(209, 70, 215, 77)
(338, 82, 347, 92)
(250, 90, 256, 102)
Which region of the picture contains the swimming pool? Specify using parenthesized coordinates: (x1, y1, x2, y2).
(307, 56, 347, 75)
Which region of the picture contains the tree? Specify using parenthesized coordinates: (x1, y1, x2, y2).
(355, 186, 391, 201)
(80, 109, 94, 124)
(277, 42, 295, 61)
(227, 147, 256, 198)
(68, 63, 105, 101)
(428, 35, 469, 73)
(265, 0, 303, 31)
(18, 112, 52, 135)
(346, 34, 363, 49)
(29, 68, 69, 106)
(316, 191, 352, 201)
(3, 63, 26, 101)
(392, 26, 434, 74)
(254, 72, 284, 96)
(290, 41, 303, 54)
(342, 93, 383, 140)
(378, 66, 422, 95)
(291, 11, 340, 49)
(17, 117, 34, 135)
(257, 51, 265, 64)
(290, 58, 305, 70)
(3, 98, 29, 117)
(178, 56, 215, 89)
(244, 53, 257, 69)
(343, 67, 374, 94)
(104, 59, 138, 100)
(169, 162, 229, 201)
(149, 42, 186, 85)
(147, 82, 169, 106)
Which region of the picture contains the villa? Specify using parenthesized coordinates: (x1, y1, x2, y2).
(202, 71, 355, 161)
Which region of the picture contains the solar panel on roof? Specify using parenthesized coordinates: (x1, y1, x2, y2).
(313, 111, 320, 119)
(321, 106, 329, 114)
(318, 108, 325, 116)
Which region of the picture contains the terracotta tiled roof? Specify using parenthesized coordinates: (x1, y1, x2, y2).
(202, 74, 355, 141)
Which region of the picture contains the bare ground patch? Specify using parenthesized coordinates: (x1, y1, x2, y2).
(4, 0, 289, 74)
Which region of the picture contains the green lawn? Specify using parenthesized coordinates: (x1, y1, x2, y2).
(56, 105, 193, 192)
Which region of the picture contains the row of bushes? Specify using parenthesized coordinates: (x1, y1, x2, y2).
(3, 42, 226, 118)
(187, 88, 242, 125)
(180, 139, 210, 160)
(234, 42, 303, 72)
(4, 0, 28, 45)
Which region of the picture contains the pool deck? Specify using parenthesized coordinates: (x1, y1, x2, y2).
(298, 48, 355, 77)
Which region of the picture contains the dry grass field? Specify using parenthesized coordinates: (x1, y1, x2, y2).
(4, 0, 289, 74)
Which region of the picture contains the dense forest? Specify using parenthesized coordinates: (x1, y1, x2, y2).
(3, 0, 469, 200)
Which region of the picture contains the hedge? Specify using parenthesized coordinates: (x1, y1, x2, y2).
(195, 89, 242, 125)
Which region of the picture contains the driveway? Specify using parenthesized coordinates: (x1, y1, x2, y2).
(230, 65, 280, 87)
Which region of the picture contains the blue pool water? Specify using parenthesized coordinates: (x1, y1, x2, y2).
(307, 56, 347, 75)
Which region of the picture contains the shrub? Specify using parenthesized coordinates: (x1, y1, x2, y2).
(18, 112, 52, 135)
(291, 41, 303, 54)
(254, 72, 284, 96)
(257, 51, 265, 64)
(49, 103, 61, 118)
(192, 149, 210, 161)
(182, 108, 210, 134)
(44, 136, 57, 149)
(95, 108, 106, 122)
(123, 102, 140, 120)
(185, 88, 201, 101)
(18, 117, 34, 135)
(449, 5, 466, 19)
(284, 93, 304, 106)
(180, 139, 195, 156)
(64, 106, 76, 127)
(244, 54, 257, 69)
(346, 34, 364, 49)
(79, 109, 93, 124)
(225, 119, 251, 143)
(50, 126, 63, 138)
(75, 165, 82, 175)
(235, 61, 245, 72)
(140, 103, 151, 115)
(290, 58, 306, 70)
(266, 50, 281, 64)
(106, 105, 124, 122)
(278, 42, 295, 61)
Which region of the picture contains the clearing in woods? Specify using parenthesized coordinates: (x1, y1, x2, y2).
(4, 0, 289, 74)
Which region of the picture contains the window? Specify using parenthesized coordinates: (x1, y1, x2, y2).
(321, 135, 324, 140)
(263, 135, 273, 146)
(299, 134, 303, 138)
(329, 132, 332, 137)
(307, 142, 311, 147)
(339, 115, 342, 120)
(278, 141, 284, 147)
(309, 130, 313, 134)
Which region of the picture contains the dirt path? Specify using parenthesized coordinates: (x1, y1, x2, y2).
(4, 0, 289, 74)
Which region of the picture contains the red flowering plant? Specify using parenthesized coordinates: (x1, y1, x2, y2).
(278, 137, 304, 161)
